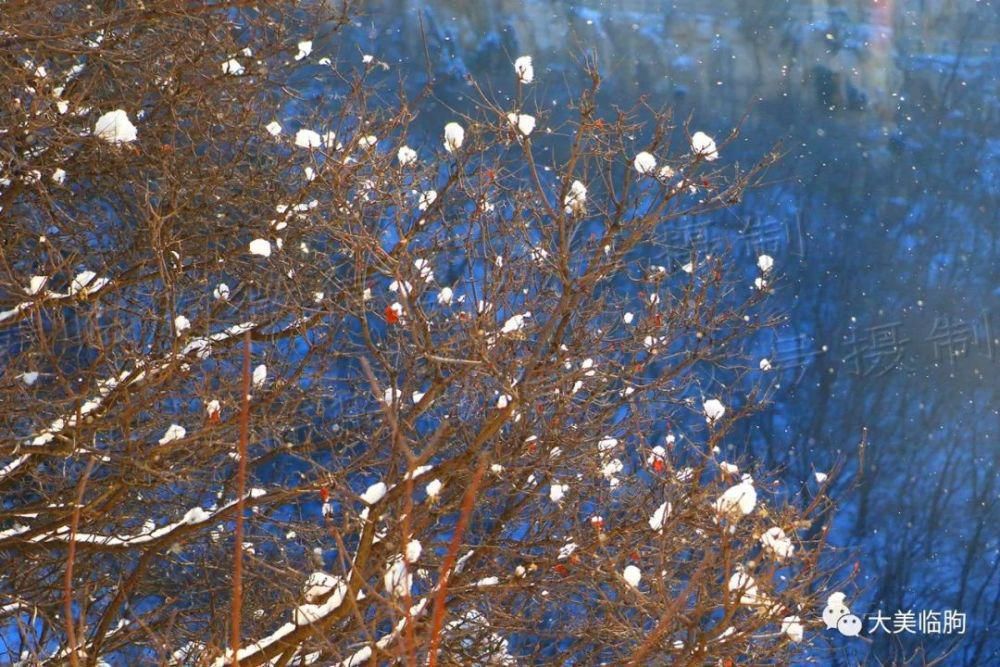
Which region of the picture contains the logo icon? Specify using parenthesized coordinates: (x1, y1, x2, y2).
(823, 592, 862, 637)
(837, 613, 863, 637)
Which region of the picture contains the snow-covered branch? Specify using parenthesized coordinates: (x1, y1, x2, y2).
(1, 489, 267, 551)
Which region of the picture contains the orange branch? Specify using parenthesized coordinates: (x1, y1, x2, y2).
(426, 456, 487, 667)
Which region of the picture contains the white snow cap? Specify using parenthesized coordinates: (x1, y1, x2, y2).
(405, 539, 422, 563)
(358, 134, 378, 149)
(549, 481, 569, 504)
(383, 387, 401, 404)
(714, 475, 757, 519)
(249, 239, 271, 257)
(760, 526, 795, 561)
(414, 258, 434, 282)
(417, 190, 437, 211)
(563, 179, 587, 215)
(251, 364, 267, 389)
(388, 280, 411, 297)
(213, 283, 231, 301)
(221, 58, 244, 76)
(648, 501, 672, 532)
(703, 398, 726, 424)
(383, 555, 411, 597)
(302, 571, 342, 603)
(558, 541, 578, 561)
(691, 131, 718, 161)
(443, 122, 465, 153)
(436, 286, 454, 305)
(360, 481, 387, 505)
(425, 478, 443, 500)
(781, 615, 804, 642)
(25, 276, 48, 295)
(529, 246, 548, 263)
(727, 566, 759, 605)
(158, 423, 186, 445)
(174, 315, 191, 336)
(757, 254, 774, 273)
(397, 145, 418, 166)
(501, 312, 531, 334)
(759, 358, 772, 371)
(507, 112, 536, 136)
(206, 399, 221, 418)
(514, 55, 534, 84)
(94, 109, 137, 144)
(182, 507, 210, 524)
(623, 565, 642, 588)
(601, 458, 624, 487)
(70, 270, 108, 295)
(294, 129, 322, 149)
(633, 151, 657, 175)
(597, 436, 618, 453)
(292, 603, 326, 626)
(647, 445, 667, 467)
(294, 40, 313, 61)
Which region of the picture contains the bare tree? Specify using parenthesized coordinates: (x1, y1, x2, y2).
(1, 2, 844, 665)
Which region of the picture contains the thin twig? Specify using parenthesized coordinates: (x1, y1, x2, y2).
(421, 354, 483, 366)
(230, 330, 252, 666)
(64, 456, 97, 667)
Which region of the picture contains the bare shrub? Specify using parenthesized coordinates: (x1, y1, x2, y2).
(1, 2, 841, 665)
